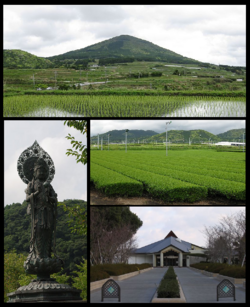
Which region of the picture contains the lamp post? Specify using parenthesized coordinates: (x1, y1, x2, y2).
(125, 129, 129, 152)
(97, 134, 99, 150)
(166, 121, 172, 156)
(243, 132, 245, 152)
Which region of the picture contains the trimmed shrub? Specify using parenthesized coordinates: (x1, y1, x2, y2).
(157, 266, 180, 298)
(90, 263, 152, 282)
(190, 262, 246, 278)
(157, 278, 180, 298)
(219, 267, 245, 278)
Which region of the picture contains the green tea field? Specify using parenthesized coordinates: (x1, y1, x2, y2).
(90, 150, 245, 203)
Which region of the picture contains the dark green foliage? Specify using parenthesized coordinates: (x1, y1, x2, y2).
(157, 266, 180, 298)
(91, 206, 143, 233)
(151, 71, 162, 77)
(4, 199, 87, 276)
(90, 263, 152, 282)
(91, 129, 158, 144)
(162, 265, 177, 279)
(46, 35, 201, 65)
(219, 267, 245, 278)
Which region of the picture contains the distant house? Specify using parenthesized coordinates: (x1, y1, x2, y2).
(236, 79, 243, 82)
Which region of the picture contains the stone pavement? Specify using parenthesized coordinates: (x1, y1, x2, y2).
(90, 267, 245, 303)
(90, 267, 168, 303)
(174, 267, 245, 303)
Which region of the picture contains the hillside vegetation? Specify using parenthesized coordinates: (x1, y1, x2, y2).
(4, 49, 53, 69)
(4, 199, 87, 275)
(47, 35, 201, 64)
(91, 128, 245, 144)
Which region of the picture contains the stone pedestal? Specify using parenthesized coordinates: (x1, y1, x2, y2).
(7, 279, 82, 303)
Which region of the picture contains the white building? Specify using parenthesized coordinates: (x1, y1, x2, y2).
(214, 141, 245, 146)
(128, 231, 207, 267)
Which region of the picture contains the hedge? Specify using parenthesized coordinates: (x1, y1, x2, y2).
(190, 262, 245, 278)
(157, 266, 180, 298)
(90, 263, 152, 282)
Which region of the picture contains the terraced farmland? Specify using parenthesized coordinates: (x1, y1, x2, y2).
(90, 150, 245, 203)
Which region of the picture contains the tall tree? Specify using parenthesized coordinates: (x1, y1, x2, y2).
(90, 207, 142, 265)
(203, 210, 245, 264)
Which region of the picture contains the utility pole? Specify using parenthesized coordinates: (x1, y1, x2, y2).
(166, 121, 172, 156)
(97, 134, 99, 150)
(54, 71, 57, 88)
(243, 132, 245, 152)
(33, 74, 35, 88)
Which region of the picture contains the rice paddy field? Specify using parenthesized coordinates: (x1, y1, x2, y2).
(90, 149, 245, 203)
(3, 94, 246, 117)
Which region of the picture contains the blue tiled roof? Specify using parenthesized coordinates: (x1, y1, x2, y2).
(134, 236, 192, 254)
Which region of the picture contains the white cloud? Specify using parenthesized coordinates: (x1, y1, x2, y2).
(130, 207, 245, 248)
(4, 4, 246, 65)
(4, 120, 87, 206)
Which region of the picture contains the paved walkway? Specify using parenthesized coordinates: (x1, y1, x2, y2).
(175, 267, 245, 303)
(90, 268, 168, 303)
(90, 267, 245, 303)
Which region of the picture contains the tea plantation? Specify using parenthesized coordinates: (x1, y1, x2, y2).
(90, 149, 245, 202)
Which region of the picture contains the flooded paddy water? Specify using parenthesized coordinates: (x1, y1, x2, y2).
(3, 95, 245, 117)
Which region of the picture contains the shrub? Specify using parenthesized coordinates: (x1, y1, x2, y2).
(157, 278, 180, 298)
(190, 262, 246, 278)
(90, 263, 152, 282)
(219, 266, 245, 278)
(157, 267, 180, 298)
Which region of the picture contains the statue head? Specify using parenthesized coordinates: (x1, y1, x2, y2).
(33, 158, 49, 181)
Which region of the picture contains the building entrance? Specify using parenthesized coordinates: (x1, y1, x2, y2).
(164, 250, 179, 266)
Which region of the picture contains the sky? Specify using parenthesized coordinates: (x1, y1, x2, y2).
(90, 119, 245, 137)
(129, 207, 245, 248)
(3, 5, 246, 66)
(4, 120, 87, 206)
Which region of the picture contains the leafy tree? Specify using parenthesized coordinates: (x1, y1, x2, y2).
(4, 250, 26, 302)
(90, 207, 142, 264)
(4, 250, 86, 302)
(58, 202, 87, 237)
(4, 200, 87, 276)
(64, 120, 87, 165)
(58, 84, 70, 90)
(72, 258, 87, 300)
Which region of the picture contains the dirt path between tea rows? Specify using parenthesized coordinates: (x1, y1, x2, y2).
(90, 189, 245, 206)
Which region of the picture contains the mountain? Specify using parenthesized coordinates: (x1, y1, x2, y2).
(91, 128, 245, 144)
(3, 49, 53, 69)
(46, 34, 201, 64)
(91, 129, 158, 143)
(217, 129, 246, 142)
(146, 129, 221, 143)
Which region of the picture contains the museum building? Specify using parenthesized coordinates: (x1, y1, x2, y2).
(128, 231, 206, 267)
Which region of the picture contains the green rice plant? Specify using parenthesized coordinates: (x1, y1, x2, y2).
(3, 94, 246, 117)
